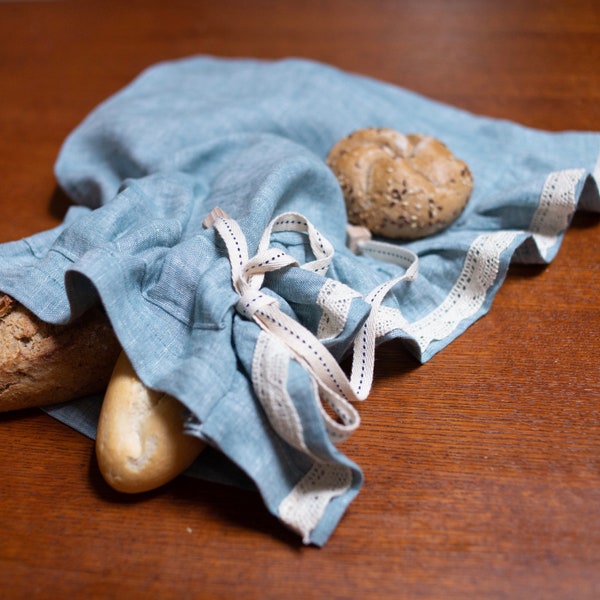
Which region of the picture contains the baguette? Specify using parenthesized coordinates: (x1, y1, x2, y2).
(0, 294, 121, 412)
(96, 351, 206, 493)
(0, 293, 203, 492)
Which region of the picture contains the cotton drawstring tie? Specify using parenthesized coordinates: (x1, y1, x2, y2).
(203, 208, 418, 445)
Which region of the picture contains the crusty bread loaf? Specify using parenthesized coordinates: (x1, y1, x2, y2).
(326, 128, 473, 240)
(96, 351, 206, 493)
(0, 294, 121, 412)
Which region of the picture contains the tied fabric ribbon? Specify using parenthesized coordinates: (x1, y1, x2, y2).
(203, 208, 418, 446)
(347, 228, 419, 399)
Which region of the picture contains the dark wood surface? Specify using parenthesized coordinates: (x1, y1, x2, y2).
(1, 1, 599, 598)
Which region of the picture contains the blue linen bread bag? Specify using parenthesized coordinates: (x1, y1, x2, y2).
(0, 56, 598, 545)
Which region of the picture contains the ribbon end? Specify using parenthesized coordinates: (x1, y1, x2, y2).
(203, 206, 231, 229)
(346, 224, 372, 254)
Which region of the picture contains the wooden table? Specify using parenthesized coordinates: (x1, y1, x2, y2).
(1, 1, 599, 598)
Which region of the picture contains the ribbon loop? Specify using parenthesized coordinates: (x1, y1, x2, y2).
(349, 230, 419, 399)
(243, 248, 298, 284)
(204, 207, 362, 445)
(203, 207, 419, 446)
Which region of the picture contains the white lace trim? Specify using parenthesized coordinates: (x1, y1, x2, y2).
(329, 232, 517, 357)
(252, 332, 311, 456)
(316, 279, 360, 340)
(278, 462, 353, 544)
(373, 167, 590, 354)
(376, 304, 409, 337)
(528, 168, 584, 260)
(400, 231, 518, 351)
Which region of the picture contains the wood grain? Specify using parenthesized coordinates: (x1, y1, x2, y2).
(1, 1, 599, 598)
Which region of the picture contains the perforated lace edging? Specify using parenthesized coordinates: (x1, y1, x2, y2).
(374, 167, 589, 356)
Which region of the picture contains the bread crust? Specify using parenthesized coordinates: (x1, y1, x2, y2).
(0, 294, 121, 412)
(326, 128, 473, 239)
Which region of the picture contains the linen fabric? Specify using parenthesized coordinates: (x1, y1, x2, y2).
(1, 56, 598, 545)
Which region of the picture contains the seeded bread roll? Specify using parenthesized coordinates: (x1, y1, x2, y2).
(326, 128, 473, 240)
(96, 351, 206, 494)
(0, 294, 121, 412)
